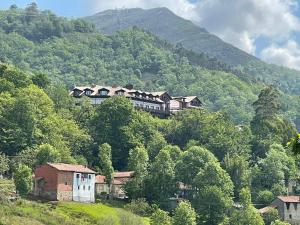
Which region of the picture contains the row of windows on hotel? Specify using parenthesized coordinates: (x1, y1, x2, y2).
(134, 102, 160, 110)
(81, 90, 160, 101)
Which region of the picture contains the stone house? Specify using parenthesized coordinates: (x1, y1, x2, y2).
(95, 171, 134, 199)
(260, 196, 300, 225)
(33, 163, 96, 202)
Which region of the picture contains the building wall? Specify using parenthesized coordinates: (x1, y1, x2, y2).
(57, 171, 73, 201)
(90, 98, 106, 105)
(95, 183, 110, 196)
(34, 164, 59, 200)
(272, 199, 300, 225)
(72, 172, 95, 202)
(132, 99, 161, 110)
(111, 185, 126, 198)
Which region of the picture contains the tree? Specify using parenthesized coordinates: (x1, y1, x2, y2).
(91, 96, 136, 170)
(271, 220, 290, 225)
(175, 146, 217, 186)
(251, 144, 296, 195)
(98, 143, 114, 187)
(173, 201, 197, 225)
(150, 209, 172, 225)
(252, 86, 281, 119)
(251, 86, 297, 158)
(192, 162, 234, 225)
(31, 72, 50, 89)
(289, 133, 300, 154)
(25, 2, 39, 22)
(256, 190, 274, 207)
(228, 206, 264, 225)
(0, 153, 9, 177)
(125, 146, 149, 199)
(145, 149, 176, 207)
(13, 164, 32, 195)
(224, 153, 250, 198)
(35, 144, 61, 166)
(228, 188, 264, 225)
(263, 208, 280, 225)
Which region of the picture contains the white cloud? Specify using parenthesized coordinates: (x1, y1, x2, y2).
(260, 40, 300, 70)
(88, 0, 300, 69)
(193, 0, 300, 53)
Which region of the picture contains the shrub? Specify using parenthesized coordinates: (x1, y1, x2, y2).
(124, 198, 155, 216)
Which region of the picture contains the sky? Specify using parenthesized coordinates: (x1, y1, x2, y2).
(1, 0, 300, 70)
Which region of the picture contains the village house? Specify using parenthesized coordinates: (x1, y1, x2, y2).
(70, 84, 202, 118)
(95, 171, 134, 199)
(33, 163, 96, 202)
(170, 96, 203, 112)
(259, 196, 300, 225)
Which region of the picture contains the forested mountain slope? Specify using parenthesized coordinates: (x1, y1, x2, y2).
(85, 7, 300, 96)
(0, 6, 299, 127)
(85, 7, 258, 66)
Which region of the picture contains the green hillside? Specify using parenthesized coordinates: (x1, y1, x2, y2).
(0, 6, 299, 127)
(0, 200, 149, 225)
(84, 7, 258, 66)
(0, 179, 148, 225)
(85, 7, 300, 96)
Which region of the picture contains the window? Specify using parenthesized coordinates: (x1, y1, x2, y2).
(88, 175, 91, 179)
(99, 90, 108, 96)
(146, 105, 149, 109)
(85, 90, 92, 96)
(78, 185, 80, 190)
(88, 186, 91, 190)
(289, 214, 292, 219)
(286, 203, 291, 210)
(65, 182, 68, 185)
(117, 91, 124, 96)
(151, 106, 154, 109)
(76, 174, 80, 179)
(156, 107, 160, 110)
(74, 90, 81, 96)
(83, 185, 86, 190)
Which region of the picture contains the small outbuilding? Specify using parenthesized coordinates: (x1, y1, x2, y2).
(33, 163, 96, 202)
(95, 171, 134, 199)
(260, 196, 300, 225)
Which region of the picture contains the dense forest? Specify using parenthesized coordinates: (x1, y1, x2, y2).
(0, 4, 300, 225)
(0, 61, 298, 225)
(0, 5, 299, 128)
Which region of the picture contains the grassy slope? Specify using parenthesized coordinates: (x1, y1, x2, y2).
(0, 200, 149, 225)
(0, 180, 149, 225)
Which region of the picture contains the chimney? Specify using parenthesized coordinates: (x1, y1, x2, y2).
(125, 84, 134, 90)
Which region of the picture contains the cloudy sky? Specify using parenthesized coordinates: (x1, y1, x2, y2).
(1, 0, 300, 70)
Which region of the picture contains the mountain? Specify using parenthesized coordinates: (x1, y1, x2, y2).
(84, 7, 259, 66)
(0, 7, 299, 128)
(85, 8, 300, 97)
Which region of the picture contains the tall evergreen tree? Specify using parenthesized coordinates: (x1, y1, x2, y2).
(98, 143, 114, 188)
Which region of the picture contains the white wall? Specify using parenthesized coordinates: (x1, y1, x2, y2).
(132, 99, 161, 109)
(72, 173, 95, 203)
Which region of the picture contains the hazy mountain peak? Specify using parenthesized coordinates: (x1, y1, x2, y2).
(84, 7, 257, 65)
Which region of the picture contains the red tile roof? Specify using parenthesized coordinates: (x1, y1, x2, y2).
(278, 196, 300, 203)
(95, 175, 106, 184)
(95, 171, 134, 184)
(47, 163, 96, 174)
